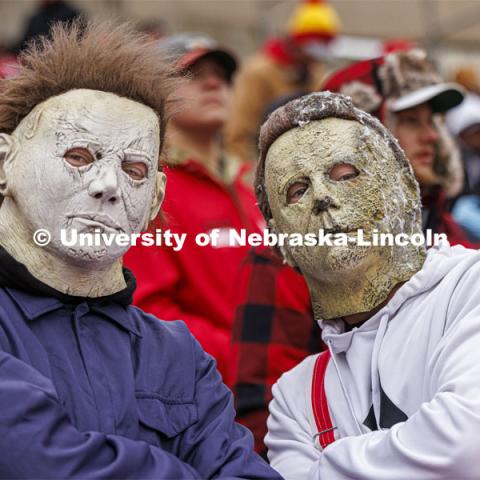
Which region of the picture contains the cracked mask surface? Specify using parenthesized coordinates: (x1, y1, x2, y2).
(265, 118, 425, 320)
(8, 89, 162, 266)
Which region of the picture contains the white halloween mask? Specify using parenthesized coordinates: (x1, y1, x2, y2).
(1, 89, 165, 267)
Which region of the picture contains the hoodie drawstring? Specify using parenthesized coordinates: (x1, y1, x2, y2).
(327, 339, 364, 436)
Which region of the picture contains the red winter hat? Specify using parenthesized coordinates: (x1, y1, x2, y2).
(323, 49, 464, 121)
(323, 56, 386, 118)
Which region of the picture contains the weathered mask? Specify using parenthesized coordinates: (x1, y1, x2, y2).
(259, 93, 426, 320)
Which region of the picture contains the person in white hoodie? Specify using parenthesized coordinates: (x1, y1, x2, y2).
(255, 91, 480, 479)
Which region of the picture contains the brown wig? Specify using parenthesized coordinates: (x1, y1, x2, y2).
(0, 20, 177, 155)
(255, 92, 415, 223)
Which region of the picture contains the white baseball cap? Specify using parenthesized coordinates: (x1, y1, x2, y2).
(446, 93, 480, 136)
(390, 82, 465, 113)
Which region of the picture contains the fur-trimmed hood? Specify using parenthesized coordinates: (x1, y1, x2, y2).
(431, 114, 464, 198)
(323, 50, 464, 198)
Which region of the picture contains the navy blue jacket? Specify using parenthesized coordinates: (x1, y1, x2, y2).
(0, 283, 281, 479)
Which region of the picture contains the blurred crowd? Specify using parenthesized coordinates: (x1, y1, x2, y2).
(2, 0, 480, 461)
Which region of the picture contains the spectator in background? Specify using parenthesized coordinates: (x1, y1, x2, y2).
(323, 49, 474, 246)
(225, 0, 340, 164)
(124, 34, 264, 385)
(382, 38, 417, 55)
(13, 0, 81, 53)
(454, 66, 480, 95)
(446, 94, 480, 240)
(447, 93, 480, 196)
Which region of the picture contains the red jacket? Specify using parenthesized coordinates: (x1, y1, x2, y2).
(124, 156, 264, 384)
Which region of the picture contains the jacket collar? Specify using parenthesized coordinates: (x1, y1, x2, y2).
(4, 287, 142, 337)
(164, 146, 249, 185)
(0, 246, 141, 336)
(0, 246, 136, 306)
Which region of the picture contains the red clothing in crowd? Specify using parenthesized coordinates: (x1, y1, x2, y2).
(422, 186, 478, 248)
(124, 153, 264, 384)
(230, 245, 323, 457)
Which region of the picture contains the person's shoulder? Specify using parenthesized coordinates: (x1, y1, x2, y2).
(127, 307, 198, 358)
(269, 353, 321, 439)
(240, 52, 278, 77)
(161, 158, 215, 205)
(127, 307, 202, 395)
(421, 245, 480, 325)
(416, 244, 480, 287)
(439, 245, 480, 289)
(274, 353, 319, 396)
(445, 247, 480, 312)
(128, 306, 192, 339)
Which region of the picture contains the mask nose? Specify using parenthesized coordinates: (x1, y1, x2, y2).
(88, 164, 120, 204)
(313, 196, 334, 215)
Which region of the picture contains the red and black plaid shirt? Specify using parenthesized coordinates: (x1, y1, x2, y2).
(230, 246, 324, 457)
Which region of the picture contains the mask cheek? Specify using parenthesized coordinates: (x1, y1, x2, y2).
(268, 217, 298, 268)
(147, 171, 166, 226)
(280, 203, 311, 236)
(122, 181, 153, 234)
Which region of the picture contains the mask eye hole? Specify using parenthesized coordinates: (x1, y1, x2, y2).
(329, 163, 359, 182)
(287, 181, 309, 204)
(64, 147, 94, 167)
(122, 162, 148, 181)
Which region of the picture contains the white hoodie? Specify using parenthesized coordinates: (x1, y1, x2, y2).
(266, 243, 480, 479)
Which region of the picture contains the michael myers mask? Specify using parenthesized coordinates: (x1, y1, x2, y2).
(1, 89, 164, 266)
(0, 21, 173, 298)
(257, 93, 426, 320)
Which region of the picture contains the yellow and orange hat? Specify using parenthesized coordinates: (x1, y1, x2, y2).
(287, 0, 341, 44)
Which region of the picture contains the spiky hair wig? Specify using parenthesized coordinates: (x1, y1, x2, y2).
(0, 20, 177, 154)
(255, 91, 416, 223)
